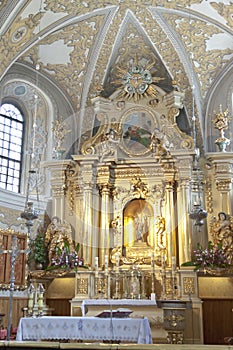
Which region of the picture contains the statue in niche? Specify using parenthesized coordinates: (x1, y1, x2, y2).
(117, 199, 155, 265)
(210, 212, 233, 264)
(45, 216, 75, 266)
(134, 214, 149, 244)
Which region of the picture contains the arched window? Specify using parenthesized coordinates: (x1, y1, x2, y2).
(0, 103, 24, 192)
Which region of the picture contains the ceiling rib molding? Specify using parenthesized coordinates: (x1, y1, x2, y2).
(149, 7, 203, 140)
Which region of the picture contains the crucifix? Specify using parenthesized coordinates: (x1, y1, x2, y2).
(0, 234, 29, 341)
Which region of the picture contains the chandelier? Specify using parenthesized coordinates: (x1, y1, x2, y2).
(188, 89, 207, 226)
(20, 169, 39, 234)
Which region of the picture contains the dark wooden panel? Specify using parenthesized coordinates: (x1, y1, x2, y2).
(0, 297, 27, 329)
(46, 298, 70, 316)
(202, 299, 233, 344)
(0, 230, 27, 287)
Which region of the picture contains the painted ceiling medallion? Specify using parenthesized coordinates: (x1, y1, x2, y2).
(113, 58, 163, 102)
(12, 26, 27, 43)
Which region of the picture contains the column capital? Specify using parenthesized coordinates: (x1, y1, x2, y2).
(216, 179, 232, 192)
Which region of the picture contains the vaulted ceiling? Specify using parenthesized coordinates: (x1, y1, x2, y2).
(0, 0, 233, 152)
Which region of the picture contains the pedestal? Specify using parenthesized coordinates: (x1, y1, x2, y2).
(157, 300, 188, 344)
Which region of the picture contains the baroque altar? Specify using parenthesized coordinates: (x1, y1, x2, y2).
(41, 79, 205, 344)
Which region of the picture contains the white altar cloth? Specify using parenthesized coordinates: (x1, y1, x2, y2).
(81, 299, 157, 316)
(16, 316, 152, 344)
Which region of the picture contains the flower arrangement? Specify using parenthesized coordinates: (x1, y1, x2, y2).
(47, 242, 85, 272)
(193, 241, 230, 271)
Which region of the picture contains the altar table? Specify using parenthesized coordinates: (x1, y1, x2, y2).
(16, 316, 152, 344)
(80, 299, 157, 316)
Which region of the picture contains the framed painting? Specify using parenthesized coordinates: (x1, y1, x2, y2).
(121, 109, 156, 156)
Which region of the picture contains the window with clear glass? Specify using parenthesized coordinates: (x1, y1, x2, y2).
(0, 103, 24, 192)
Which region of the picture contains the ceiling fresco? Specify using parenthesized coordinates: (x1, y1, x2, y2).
(0, 0, 232, 151)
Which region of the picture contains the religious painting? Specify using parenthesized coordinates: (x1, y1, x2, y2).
(0, 229, 28, 289)
(121, 110, 156, 156)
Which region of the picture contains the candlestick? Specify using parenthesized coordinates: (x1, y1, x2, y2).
(151, 292, 156, 301)
(162, 253, 166, 270)
(95, 256, 99, 277)
(151, 252, 155, 268)
(172, 256, 176, 270)
(104, 254, 108, 270)
(27, 283, 35, 314)
(38, 294, 43, 308)
(116, 253, 120, 273)
(28, 293, 34, 309)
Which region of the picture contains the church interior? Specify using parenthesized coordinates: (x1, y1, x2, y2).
(0, 0, 233, 348)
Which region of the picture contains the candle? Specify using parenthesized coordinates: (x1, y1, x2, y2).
(162, 253, 166, 270)
(95, 257, 99, 277)
(104, 255, 108, 270)
(151, 252, 154, 268)
(151, 293, 156, 301)
(116, 253, 120, 272)
(28, 293, 34, 309)
(38, 294, 43, 308)
(172, 256, 176, 270)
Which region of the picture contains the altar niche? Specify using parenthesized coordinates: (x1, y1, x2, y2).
(122, 199, 155, 265)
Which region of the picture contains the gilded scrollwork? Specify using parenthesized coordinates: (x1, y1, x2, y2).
(183, 277, 195, 295)
(77, 278, 89, 295)
(38, 16, 104, 108)
(216, 179, 232, 192)
(164, 14, 233, 98)
(210, 2, 233, 28)
(130, 177, 149, 199)
(81, 112, 109, 155)
(0, 12, 44, 76)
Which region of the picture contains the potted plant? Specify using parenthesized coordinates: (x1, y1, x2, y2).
(33, 232, 48, 270)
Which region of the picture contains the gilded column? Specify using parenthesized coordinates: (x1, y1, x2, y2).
(163, 159, 176, 267)
(79, 161, 96, 267)
(98, 183, 111, 267)
(164, 180, 176, 267)
(176, 156, 193, 265)
(177, 179, 191, 264)
(82, 183, 94, 266)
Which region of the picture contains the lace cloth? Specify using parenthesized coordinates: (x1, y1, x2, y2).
(16, 316, 152, 344)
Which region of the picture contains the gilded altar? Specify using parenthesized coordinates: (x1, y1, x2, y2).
(42, 83, 205, 344)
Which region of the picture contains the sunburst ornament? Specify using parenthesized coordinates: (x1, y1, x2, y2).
(113, 58, 163, 102)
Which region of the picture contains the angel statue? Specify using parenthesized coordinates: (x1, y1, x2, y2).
(99, 128, 120, 161)
(45, 216, 75, 266)
(210, 212, 233, 264)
